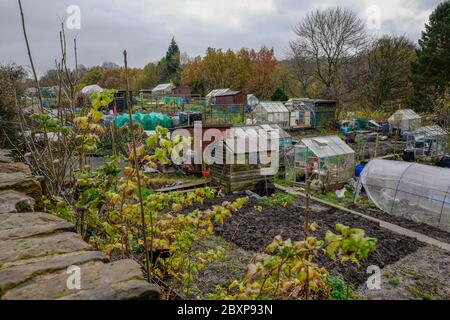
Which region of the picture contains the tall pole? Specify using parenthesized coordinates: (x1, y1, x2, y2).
(123, 50, 152, 281)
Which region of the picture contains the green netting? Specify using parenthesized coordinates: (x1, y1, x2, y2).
(115, 112, 172, 130)
(161, 96, 184, 105)
(133, 112, 143, 123)
(115, 114, 130, 128)
(141, 114, 157, 130)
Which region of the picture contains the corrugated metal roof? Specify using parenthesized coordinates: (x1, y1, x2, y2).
(215, 90, 241, 97)
(301, 135, 354, 158)
(206, 88, 233, 98)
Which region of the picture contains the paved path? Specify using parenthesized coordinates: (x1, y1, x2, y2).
(0, 149, 160, 300)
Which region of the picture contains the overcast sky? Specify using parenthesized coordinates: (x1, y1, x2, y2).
(0, 0, 442, 75)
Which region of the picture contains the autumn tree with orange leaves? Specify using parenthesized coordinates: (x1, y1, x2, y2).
(181, 46, 280, 99)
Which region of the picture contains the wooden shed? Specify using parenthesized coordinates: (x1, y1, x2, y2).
(206, 88, 247, 106)
(208, 126, 278, 192)
(172, 86, 191, 99)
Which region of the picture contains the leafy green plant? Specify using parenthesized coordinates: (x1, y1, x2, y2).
(43, 196, 75, 223)
(388, 278, 400, 286)
(212, 223, 377, 300)
(327, 275, 352, 300)
(263, 192, 296, 208)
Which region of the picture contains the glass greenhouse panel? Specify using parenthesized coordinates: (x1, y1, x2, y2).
(287, 136, 355, 185)
(388, 109, 422, 132)
(360, 159, 450, 232)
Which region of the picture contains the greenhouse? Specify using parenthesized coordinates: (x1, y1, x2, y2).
(252, 101, 290, 128)
(285, 100, 316, 128)
(285, 136, 355, 187)
(406, 125, 448, 158)
(259, 124, 292, 149)
(208, 125, 279, 192)
(358, 159, 450, 232)
(388, 109, 421, 133)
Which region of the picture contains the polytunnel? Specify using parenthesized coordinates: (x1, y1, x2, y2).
(359, 159, 450, 232)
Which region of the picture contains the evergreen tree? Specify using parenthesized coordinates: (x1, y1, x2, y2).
(271, 88, 288, 101)
(158, 37, 181, 84)
(409, 1, 450, 111)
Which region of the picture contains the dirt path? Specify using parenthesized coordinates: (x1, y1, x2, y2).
(356, 245, 450, 300)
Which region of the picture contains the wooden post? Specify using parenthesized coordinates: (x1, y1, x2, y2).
(374, 133, 379, 158)
(123, 50, 152, 282)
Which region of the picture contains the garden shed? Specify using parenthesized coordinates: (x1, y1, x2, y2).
(208, 125, 279, 192)
(151, 83, 176, 96)
(285, 136, 355, 188)
(407, 125, 448, 158)
(285, 99, 315, 128)
(253, 101, 290, 128)
(172, 86, 191, 99)
(286, 99, 336, 129)
(205, 88, 247, 106)
(204, 89, 248, 125)
(388, 109, 421, 132)
(358, 159, 450, 232)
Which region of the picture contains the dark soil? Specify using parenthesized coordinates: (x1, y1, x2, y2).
(349, 205, 450, 244)
(208, 193, 423, 286)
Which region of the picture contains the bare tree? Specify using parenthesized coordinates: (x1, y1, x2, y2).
(287, 40, 315, 97)
(293, 7, 367, 104)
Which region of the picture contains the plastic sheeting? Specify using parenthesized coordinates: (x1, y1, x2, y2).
(359, 159, 450, 232)
(114, 112, 171, 130)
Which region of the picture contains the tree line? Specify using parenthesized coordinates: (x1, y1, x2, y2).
(21, 2, 450, 117)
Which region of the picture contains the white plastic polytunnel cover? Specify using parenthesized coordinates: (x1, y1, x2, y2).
(359, 159, 450, 232)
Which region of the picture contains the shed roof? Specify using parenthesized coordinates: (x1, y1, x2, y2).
(152, 83, 175, 92)
(287, 98, 336, 105)
(215, 90, 241, 97)
(210, 125, 285, 155)
(206, 88, 233, 98)
(256, 101, 289, 113)
(388, 109, 421, 121)
(300, 135, 354, 158)
(414, 125, 448, 137)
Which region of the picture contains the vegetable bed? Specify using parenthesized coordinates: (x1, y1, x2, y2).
(204, 193, 423, 285)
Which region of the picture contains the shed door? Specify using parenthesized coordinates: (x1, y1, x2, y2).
(290, 111, 297, 126)
(305, 111, 311, 127)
